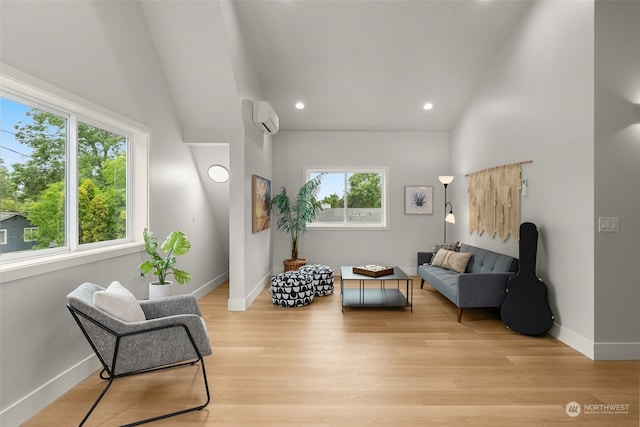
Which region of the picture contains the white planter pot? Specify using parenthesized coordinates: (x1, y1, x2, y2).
(148, 281, 173, 299)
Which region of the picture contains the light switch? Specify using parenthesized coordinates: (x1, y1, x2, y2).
(598, 217, 619, 232)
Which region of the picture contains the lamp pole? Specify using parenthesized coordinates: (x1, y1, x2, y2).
(438, 176, 454, 242)
(443, 183, 448, 242)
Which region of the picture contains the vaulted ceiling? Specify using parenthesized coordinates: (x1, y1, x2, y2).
(143, 0, 531, 134)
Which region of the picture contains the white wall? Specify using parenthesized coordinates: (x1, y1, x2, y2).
(190, 143, 231, 258)
(236, 100, 274, 309)
(593, 0, 640, 359)
(272, 131, 450, 274)
(220, 1, 274, 310)
(0, 1, 229, 424)
(450, 1, 596, 357)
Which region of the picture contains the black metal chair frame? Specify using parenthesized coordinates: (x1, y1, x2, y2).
(67, 304, 211, 427)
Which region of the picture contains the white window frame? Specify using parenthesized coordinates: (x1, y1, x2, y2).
(0, 229, 6, 245)
(305, 167, 388, 230)
(23, 227, 38, 242)
(0, 67, 149, 282)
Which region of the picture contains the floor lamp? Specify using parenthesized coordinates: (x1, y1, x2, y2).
(438, 175, 456, 242)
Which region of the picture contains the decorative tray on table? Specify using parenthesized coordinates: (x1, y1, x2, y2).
(352, 265, 394, 277)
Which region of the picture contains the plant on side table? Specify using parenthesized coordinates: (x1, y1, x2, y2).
(271, 174, 323, 271)
(138, 228, 192, 299)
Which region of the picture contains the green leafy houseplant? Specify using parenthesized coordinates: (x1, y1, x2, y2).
(138, 228, 192, 285)
(270, 175, 323, 268)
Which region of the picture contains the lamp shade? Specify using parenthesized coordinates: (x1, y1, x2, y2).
(445, 212, 456, 224)
(438, 175, 454, 185)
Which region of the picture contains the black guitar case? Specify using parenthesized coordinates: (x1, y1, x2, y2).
(500, 222, 554, 335)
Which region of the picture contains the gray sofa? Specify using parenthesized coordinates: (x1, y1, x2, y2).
(417, 244, 518, 322)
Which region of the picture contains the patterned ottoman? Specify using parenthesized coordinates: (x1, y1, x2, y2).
(270, 270, 315, 307)
(298, 264, 334, 296)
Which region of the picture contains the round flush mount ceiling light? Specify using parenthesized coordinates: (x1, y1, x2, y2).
(207, 164, 229, 183)
(423, 102, 434, 110)
(295, 102, 305, 110)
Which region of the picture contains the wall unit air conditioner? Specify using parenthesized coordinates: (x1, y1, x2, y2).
(252, 100, 279, 135)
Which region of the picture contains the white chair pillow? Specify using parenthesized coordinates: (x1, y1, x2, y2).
(93, 281, 146, 322)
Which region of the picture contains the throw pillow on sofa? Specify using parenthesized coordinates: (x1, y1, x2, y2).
(431, 249, 472, 274)
(428, 241, 460, 264)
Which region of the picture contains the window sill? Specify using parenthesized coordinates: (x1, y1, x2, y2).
(307, 224, 389, 231)
(0, 242, 144, 283)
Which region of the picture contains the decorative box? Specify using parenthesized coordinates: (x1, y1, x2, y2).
(352, 265, 394, 277)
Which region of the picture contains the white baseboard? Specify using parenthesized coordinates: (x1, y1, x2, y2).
(228, 271, 271, 311)
(227, 297, 246, 311)
(192, 271, 228, 300)
(0, 354, 101, 427)
(548, 322, 595, 359)
(546, 322, 640, 360)
(404, 266, 418, 276)
(594, 342, 640, 360)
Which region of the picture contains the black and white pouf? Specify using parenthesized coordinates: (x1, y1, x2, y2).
(270, 271, 315, 307)
(298, 264, 334, 296)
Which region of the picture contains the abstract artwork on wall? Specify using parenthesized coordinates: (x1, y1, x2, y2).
(252, 174, 271, 233)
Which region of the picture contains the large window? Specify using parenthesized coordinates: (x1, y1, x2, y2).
(1, 96, 128, 255)
(306, 168, 387, 228)
(0, 72, 148, 271)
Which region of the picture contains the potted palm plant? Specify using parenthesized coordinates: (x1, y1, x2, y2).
(138, 228, 192, 299)
(271, 175, 324, 271)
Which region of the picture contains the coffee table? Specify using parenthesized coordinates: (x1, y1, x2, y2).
(340, 266, 413, 312)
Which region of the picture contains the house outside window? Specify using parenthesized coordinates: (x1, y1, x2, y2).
(306, 167, 388, 229)
(0, 213, 37, 252)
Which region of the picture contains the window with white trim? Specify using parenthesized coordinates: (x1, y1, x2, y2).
(23, 227, 38, 242)
(0, 229, 6, 245)
(306, 168, 387, 228)
(1, 72, 149, 265)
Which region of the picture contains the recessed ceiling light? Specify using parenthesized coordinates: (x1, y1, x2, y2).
(295, 102, 305, 110)
(423, 102, 434, 111)
(207, 164, 230, 183)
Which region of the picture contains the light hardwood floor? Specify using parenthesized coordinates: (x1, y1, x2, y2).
(24, 278, 639, 426)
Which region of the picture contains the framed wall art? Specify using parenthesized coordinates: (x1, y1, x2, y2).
(405, 185, 433, 215)
(252, 174, 271, 233)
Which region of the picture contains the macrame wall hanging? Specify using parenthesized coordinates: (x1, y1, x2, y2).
(467, 161, 531, 242)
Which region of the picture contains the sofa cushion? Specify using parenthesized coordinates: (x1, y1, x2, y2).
(429, 241, 460, 263)
(459, 244, 518, 273)
(418, 264, 460, 304)
(431, 249, 473, 274)
(93, 281, 146, 322)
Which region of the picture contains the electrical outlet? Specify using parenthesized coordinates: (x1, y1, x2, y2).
(598, 217, 619, 232)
